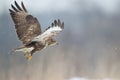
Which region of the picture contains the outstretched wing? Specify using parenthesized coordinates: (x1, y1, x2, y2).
(9, 1, 42, 45)
(32, 19, 64, 42)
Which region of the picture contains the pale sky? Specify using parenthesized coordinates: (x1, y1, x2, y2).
(0, 0, 119, 15)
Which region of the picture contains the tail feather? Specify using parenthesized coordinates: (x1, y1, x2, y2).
(9, 49, 17, 54)
(9, 46, 34, 54)
(9, 46, 26, 54)
(9, 46, 34, 60)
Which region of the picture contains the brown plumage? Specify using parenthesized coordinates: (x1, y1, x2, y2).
(9, 1, 64, 60)
(9, 1, 41, 44)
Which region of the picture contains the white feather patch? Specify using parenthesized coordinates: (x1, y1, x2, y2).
(32, 26, 62, 42)
(15, 47, 34, 53)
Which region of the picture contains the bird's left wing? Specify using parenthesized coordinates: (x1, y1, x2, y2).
(32, 19, 64, 42)
(9, 1, 42, 45)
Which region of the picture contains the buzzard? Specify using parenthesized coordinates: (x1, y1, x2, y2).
(9, 1, 64, 60)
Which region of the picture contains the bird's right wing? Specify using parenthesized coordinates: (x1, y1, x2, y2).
(32, 19, 64, 42)
(9, 1, 42, 45)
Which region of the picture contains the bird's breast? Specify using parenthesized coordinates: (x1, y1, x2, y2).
(33, 42, 45, 50)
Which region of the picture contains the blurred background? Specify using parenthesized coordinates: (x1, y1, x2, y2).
(0, 0, 120, 80)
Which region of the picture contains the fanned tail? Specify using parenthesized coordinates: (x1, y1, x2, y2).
(9, 46, 34, 60)
(9, 49, 16, 54)
(9, 46, 26, 54)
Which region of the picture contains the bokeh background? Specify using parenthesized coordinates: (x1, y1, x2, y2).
(0, 0, 120, 80)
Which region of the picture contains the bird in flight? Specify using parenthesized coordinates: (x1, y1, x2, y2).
(9, 1, 64, 60)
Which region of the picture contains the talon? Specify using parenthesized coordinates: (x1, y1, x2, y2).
(27, 55, 32, 60)
(24, 53, 32, 60)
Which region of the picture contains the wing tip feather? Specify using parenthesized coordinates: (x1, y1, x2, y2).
(9, 9, 15, 13)
(45, 19, 64, 32)
(54, 20, 57, 26)
(9, 1, 28, 13)
(21, 1, 28, 12)
(11, 4, 19, 12)
(56, 19, 64, 29)
(61, 22, 64, 29)
(14, 1, 22, 11)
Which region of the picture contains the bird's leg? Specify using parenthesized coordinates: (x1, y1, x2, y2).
(24, 52, 32, 60)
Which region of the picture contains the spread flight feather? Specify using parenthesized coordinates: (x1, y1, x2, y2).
(9, 1, 64, 60)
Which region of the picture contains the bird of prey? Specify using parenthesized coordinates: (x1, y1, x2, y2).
(9, 1, 64, 60)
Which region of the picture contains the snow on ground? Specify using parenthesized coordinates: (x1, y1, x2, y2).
(67, 77, 113, 80)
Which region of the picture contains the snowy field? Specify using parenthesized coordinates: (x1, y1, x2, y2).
(67, 77, 113, 80)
